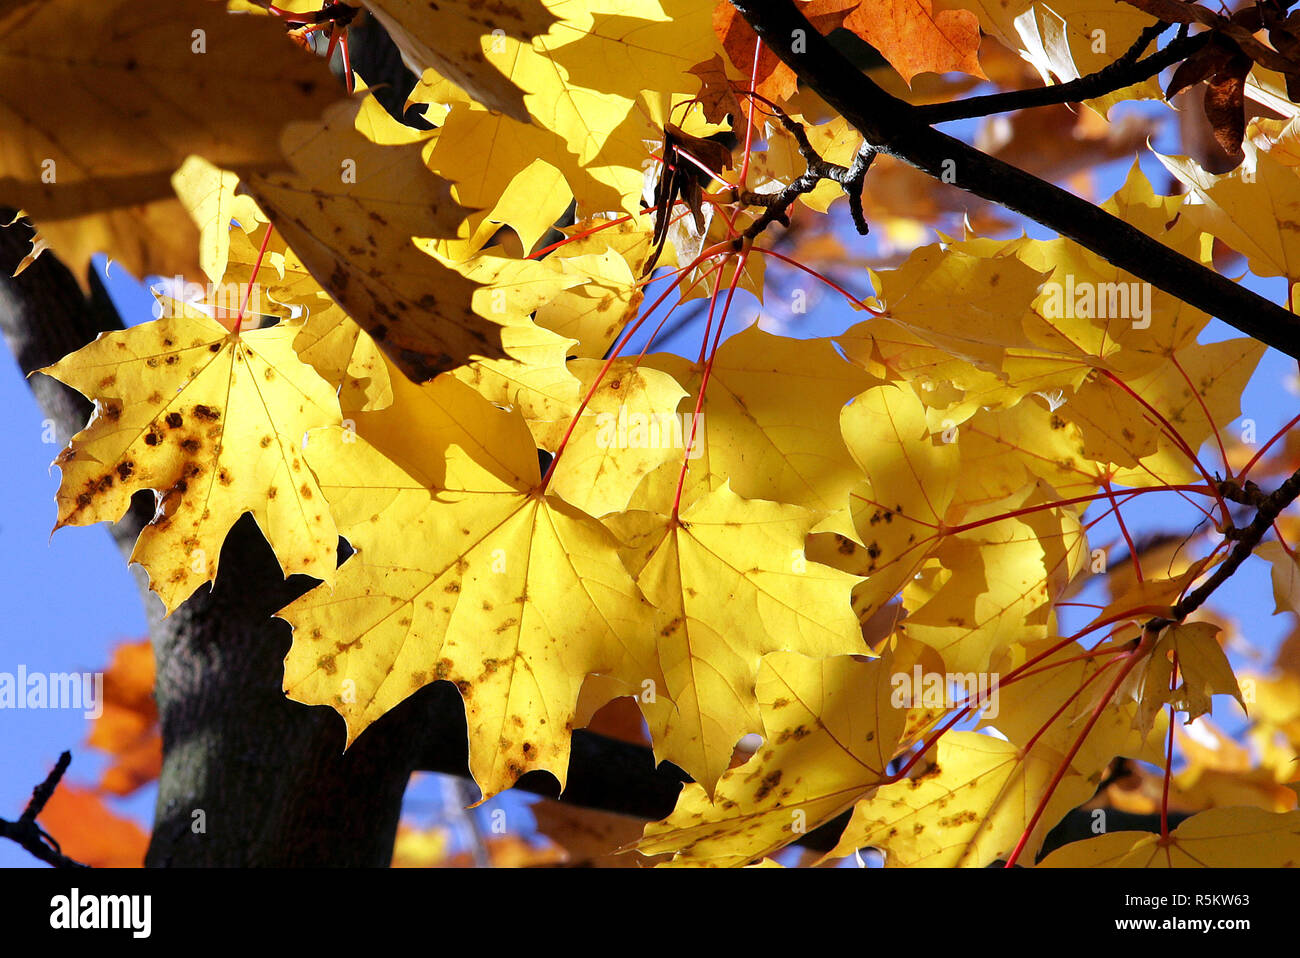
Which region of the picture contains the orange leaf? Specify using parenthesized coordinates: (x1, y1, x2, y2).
(37, 785, 148, 868)
(86, 640, 161, 796)
(843, 0, 984, 85)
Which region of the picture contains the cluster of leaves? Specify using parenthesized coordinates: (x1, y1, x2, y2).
(8, 0, 1300, 867)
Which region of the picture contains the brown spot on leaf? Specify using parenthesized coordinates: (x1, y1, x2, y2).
(753, 770, 783, 801)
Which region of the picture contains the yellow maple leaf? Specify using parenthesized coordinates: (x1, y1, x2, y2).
(1132, 621, 1245, 736)
(939, 0, 1161, 114)
(246, 96, 499, 381)
(1037, 806, 1300, 866)
(1258, 540, 1300, 617)
(279, 373, 660, 798)
(869, 245, 1049, 375)
(987, 638, 1169, 777)
(545, 358, 690, 518)
(360, 0, 557, 122)
(420, 0, 716, 221)
(0, 0, 338, 281)
(633, 326, 878, 531)
(218, 224, 395, 413)
(900, 482, 1087, 675)
(840, 383, 961, 618)
(1061, 338, 1263, 485)
(829, 731, 1094, 867)
(170, 156, 265, 287)
(40, 306, 342, 612)
(636, 641, 922, 867)
(1158, 146, 1300, 282)
(534, 218, 658, 357)
(612, 482, 865, 790)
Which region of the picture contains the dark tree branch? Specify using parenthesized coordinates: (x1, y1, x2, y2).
(915, 22, 1194, 124)
(730, 0, 1300, 361)
(0, 752, 89, 868)
(1148, 465, 1300, 631)
(734, 107, 875, 238)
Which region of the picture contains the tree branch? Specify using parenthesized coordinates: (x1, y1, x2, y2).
(735, 106, 875, 238)
(1149, 465, 1300, 631)
(0, 752, 89, 868)
(915, 22, 1197, 124)
(730, 0, 1300, 361)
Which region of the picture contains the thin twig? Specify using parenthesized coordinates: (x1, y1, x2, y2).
(0, 751, 90, 868)
(916, 23, 1196, 124)
(1149, 466, 1300, 631)
(735, 106, 875, 239)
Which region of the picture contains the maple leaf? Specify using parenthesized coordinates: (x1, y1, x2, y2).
(839, 383, 961, 617)
(612, 482, 865, 791)
(0, 0, 338, 280)
(533, 800, 668, 867)
(1064, 338, 1265, 484)
(534, 219, 655, 357)
(829, 731, 1096, 867)
(900, 482, 1087, 675)
(1131, 621, 1245, 736)
(1259, 540, 1300, 617)
(688, 54, 744, 125)
(841, 0, 984, 86)
(34, 785, 149, 868)
(1158, 146, 1300, 282)
(636, 641, 923, 866)
(359, 0, 557, 122)
(633, 326, 878, 530)
(544, 358, 691, 518)
(39, 305, 342, 613)
(1037, 806, 1300, 866)
(292, 305, 396, 414)
(715, 0, 982, 99)
(990, 638, 1169, 775)
(87, 640, 162, 797)
(868, 244, 1049, 371)
(417, 0, 717, 221)
(246, 96, 499, 381)
(1088, 557, 1218, 630)
(171, 156, 266, 287)
(278, 372, 660, 798)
